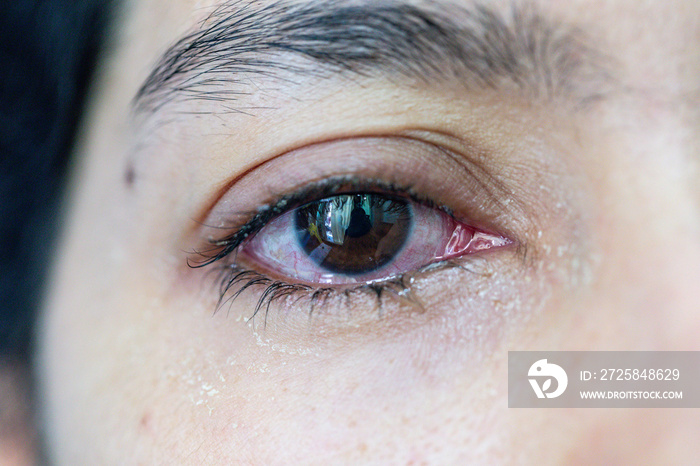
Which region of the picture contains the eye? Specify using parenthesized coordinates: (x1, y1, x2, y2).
(237, 191, 511, 286)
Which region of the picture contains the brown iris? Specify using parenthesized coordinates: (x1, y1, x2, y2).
(295, 194, 412, 275)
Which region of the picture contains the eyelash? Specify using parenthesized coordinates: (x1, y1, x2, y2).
(188, 176, 484, 320)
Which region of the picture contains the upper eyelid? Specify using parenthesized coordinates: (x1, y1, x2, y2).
(186, 134, 532, 258)
(190, 133, 514, 226)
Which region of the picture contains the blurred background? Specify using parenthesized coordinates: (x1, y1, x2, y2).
(1, 1, 112, 463)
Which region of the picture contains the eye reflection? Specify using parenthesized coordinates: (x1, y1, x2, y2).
(295, 194, 412, 275)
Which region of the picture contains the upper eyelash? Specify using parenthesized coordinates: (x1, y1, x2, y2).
(188, 175, 453, 269)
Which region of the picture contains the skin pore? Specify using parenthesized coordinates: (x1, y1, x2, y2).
(39, 0, 700, 463)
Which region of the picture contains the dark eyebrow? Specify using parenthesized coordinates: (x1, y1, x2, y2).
(133, 0, 615, 114)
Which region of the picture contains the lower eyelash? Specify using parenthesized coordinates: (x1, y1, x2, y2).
(207, 258, 483, 323)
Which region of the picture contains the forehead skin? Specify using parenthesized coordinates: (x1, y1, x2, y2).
(39, 0, 700, 464)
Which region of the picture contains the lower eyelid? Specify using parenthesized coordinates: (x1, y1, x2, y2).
(205, 250, 505, 329)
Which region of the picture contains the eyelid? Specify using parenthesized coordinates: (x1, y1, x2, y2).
(194, 136, 525, 246)
(184, 135, 528, 320)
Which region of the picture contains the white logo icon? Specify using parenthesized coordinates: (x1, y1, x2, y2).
(528, 359, 568, 399)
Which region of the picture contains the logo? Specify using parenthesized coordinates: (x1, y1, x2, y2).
(528, 359, 568, 399)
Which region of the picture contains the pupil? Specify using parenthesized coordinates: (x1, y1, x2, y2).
(295, 194, 412, 275)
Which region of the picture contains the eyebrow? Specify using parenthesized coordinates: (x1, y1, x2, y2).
(133, 0, 615, 114)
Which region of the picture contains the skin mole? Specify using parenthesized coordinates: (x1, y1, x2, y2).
(124, 163, 136, 187)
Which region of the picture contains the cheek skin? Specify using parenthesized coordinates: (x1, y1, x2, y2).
(41, 209, 567, 464)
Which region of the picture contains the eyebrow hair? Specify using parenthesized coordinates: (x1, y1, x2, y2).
(133, 0, 615, 114)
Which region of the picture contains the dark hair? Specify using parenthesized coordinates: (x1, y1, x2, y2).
(0, 0, 113, 359)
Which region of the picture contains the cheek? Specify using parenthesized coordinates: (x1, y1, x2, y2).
(143, 250, 559, 463)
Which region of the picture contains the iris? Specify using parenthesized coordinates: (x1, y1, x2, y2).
(295, 194, 412, 275)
